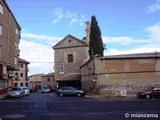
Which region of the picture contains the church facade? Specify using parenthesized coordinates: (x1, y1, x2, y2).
(53, 22, 91, 89)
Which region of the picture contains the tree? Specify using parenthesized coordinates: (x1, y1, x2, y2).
(89, 15, 104, 58)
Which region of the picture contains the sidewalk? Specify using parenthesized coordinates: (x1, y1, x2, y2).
(85, 94, 137, 100)
(0, 94, 7, 99)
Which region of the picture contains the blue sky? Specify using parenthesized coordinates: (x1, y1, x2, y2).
(6, 0, 160, 75)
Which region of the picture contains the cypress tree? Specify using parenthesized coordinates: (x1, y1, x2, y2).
(89, 15, 104, 58)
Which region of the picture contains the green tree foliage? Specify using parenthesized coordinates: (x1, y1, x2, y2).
(89, 15, 104, 58)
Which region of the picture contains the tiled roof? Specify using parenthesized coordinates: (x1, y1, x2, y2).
(57, 73, 81, 81)
(42, 72, 55, 77)
(28, 73, 45, 77)
(101, 52, 160, 59)
(18, 58, 30, 64)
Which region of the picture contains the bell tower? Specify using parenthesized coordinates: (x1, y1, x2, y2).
(85, 21, 91, 45)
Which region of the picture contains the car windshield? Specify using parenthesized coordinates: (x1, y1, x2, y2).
(153, 88, 160, 90)
(43, 87, 50, 89)
(70, 87, 76, 91)
(11, 87, 21, 91)
(146, 87, 154, 91)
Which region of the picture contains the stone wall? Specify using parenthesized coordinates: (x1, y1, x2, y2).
(54, 35, 89, 81)
(81, 55, 160, 92)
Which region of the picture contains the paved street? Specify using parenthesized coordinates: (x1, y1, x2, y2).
(0, 93, 160, 120)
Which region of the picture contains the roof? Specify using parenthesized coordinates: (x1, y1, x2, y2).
(18, 58, 30, 64)
(28, 73, 45, 78)
(57, 73, 81, 81)
(101, 52, 160, 60)
(53, 34, 87, 49)
(42, 72, 55, 77)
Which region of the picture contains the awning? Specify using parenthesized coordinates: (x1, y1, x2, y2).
(56, 73, 81, 82)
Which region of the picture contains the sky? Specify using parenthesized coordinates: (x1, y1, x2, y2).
(6, 0, 160, 75)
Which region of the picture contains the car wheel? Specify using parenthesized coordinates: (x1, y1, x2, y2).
(59, 93, 64, 97)
(77, 93, 81, 97)
(146, 94, 150, 99)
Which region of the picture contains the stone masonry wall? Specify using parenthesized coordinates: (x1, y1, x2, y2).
(95, 57, 160, 92)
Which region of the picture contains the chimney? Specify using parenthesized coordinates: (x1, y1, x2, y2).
(85, 21, 91, 45)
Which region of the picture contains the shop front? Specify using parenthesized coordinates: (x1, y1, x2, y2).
(0, 65, 8, 95)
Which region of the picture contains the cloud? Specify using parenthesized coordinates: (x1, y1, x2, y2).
(145, 0, 160, 13)
(145, 22, 160, 40)
(19, 39, 54, 75)
(103, 22, 160, 55)
(21, 33, 62, 46)
(105, 43, 160, 56)
(102, 36, 150, 45)
(102, 22, 160, 46)
(19, 32, 63, 75)
(49, 7, 86, 26)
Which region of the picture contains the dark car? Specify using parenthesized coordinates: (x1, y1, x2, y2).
(57, 87, 85, 97)
(7, 87, 25, 98)
(42, 86, 53, 93)
(137, 87, 160, 99)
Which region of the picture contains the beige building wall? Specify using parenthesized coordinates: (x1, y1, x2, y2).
(28, 74, 44, 91)
(41, 72, 56, 88)
(14, 58, 30, 87)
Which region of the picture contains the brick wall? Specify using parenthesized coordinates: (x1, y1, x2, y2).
(81, 55, 160, 92)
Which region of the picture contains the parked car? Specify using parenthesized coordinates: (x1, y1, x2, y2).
(22, 86, 30, 95)
(57, 86, 85, 97)
(42, 86, 53, 93)
(7, 87, 25, 98)
(137, 87, 160, 99)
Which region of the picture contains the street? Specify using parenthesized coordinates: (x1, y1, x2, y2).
(0, 93, 160, 120)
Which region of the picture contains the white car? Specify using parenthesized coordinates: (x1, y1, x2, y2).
(7, 87, 25, 98)
(21, 86, 30, 95)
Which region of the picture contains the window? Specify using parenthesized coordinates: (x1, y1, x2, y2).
(15, 42, 18, 50)
(21, 64, 23, 68)
(68, 54, 73, 63)
(68, 67, 72, 72)
(25, 83, 28, 87)
(14, 57, 17, 65)
(15, 28, 18, 35)
(20, 73, 23, 77)
(20, 83, 23, 86)
(15, 73, 18, 79)
(0, 25, 2, 35)
(69, 39, 72, 43)
(59, 63, 64, 74)
(0, 4, 3, 15)
(14, 83, 18, 87)
(47, 78, 50, 82)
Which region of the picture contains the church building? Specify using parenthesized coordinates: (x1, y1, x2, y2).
(53, 21, 160, 94)
(53, 22, 90, 89)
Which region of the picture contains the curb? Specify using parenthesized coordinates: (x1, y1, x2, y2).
(85, 95, 137, 100)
